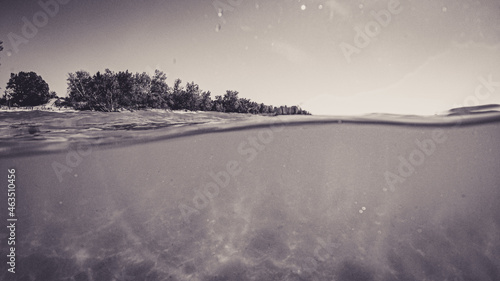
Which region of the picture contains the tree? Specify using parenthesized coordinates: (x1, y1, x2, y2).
(133, 72, 152, 109)
(223, 90, 240, 112)
(171, 79, 185, 110)
(4, 71, 50, 107)
(150, 70, 170, 109)
(248, 101, 259, 114)
(89, 71, 107, 110)
(238, 97, 251, 113)
(184, 82, 201, 111)
(101, 69, 120, 111)
(116, 70, 135, 107)
(87, 69, 120, 112)
(67, 70, 93, 109)
(200, 91, 213, 111)
(212, 95, 224, 112)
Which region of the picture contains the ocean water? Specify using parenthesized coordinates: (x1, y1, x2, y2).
(0, 110, 271, 157)
(1, 108, 500, 281)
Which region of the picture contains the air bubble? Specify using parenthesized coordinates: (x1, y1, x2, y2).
(215, 24, 221, 32)
(318, 4, 323, 9)
(301, 4, 306, 10)
(359, 4, 364, 9)
(362, 207, 366, 211)
(217, 8, 223, 17)
(359, 210, 363, 214)
(442, 7, 447, 12)
(7, 51, 12, 57)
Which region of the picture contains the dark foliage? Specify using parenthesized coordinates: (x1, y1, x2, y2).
(65, 69, 311, 115)
(3, 71, 51, 107)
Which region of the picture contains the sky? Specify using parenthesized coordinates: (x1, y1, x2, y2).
(0, 0, 499, 115)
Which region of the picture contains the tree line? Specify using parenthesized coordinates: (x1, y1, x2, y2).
(1, 68, 311, 115)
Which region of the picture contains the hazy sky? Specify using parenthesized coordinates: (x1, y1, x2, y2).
(1, 0, 499, 115)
